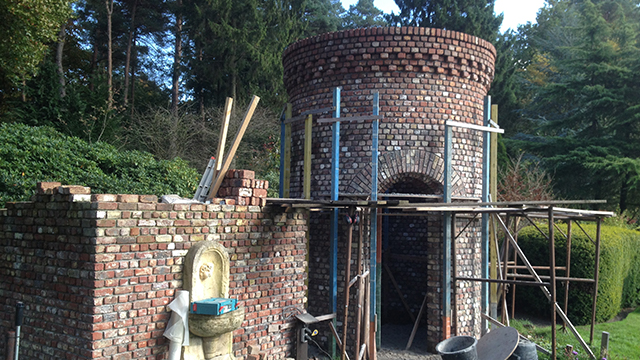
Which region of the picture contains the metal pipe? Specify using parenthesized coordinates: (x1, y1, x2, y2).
(15, 302, 24, 360)
(549, 207, 557, 360)
(505, 273, 594, 283)
(455, 277, 551, 287)
(451, 213, 458, 336)
(564, 221, 573, 331)
(590, 219, 602, 344)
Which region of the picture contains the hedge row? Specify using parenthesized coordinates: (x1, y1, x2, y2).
(0, 123, 200, 207)
(514, 223, 640, 324)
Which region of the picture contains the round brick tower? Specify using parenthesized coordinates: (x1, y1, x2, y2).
(282, 27, 495, 352)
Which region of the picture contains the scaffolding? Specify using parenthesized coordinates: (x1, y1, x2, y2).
(267, 197, 614, 360)
(276, 87, 615, 360)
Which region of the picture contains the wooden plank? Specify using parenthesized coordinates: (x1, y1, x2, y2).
(317, 115, 383, 124)
(282, 106, 335, 124)
(445, 120, 505, 133)
(406, 291, 428, 350)
(283, 106, 292, 198)
(212, 97, 233, 182)
(304, 114, 312, 199)
(279, 104, 290, 197)
(208, 96, 260, 199)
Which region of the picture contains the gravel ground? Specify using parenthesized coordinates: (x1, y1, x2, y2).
(308, 324, 441, 360)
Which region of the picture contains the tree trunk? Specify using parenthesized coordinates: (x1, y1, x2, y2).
(130, 35, 137, 115)
(171, 0, 183, 113)
(90, 36, 98, 92)
(106, 0, 114, 111)
(198, 45, 204, 121)
(56, 22, 67, 98)
(123, 0, 137, 106)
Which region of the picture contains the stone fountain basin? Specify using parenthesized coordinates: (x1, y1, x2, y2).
(189, 307, 245, 338)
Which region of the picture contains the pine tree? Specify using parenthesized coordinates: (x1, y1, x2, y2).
(343, 0, 387, 29)
(301, 0, 346, 37)
(388, 0, 502, 42)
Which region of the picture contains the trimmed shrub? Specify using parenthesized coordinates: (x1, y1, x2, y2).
(514, 223, 640, 325)
(0, 123, 200, 207)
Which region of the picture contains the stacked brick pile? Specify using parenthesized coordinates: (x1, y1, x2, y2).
(216, 170, 269, 206)
(0, 178, 306, 360)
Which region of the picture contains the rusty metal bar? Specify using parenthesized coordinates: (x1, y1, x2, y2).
(563, 221, 573, 331)
(550, 207, 557, 360)
(452, 213, 458, 335)
(590, 219, 602, 344)
(455, 277, 551, 286)
(506, 273, 594, 283)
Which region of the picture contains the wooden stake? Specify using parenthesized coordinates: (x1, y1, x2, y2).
(283, 105, 292, 197)
(304, 114, 312, 199)
(212, 97, 233, 182)
(406, 291, 428, 350)
(208, 95, 260, 199)
(341, 209, 355, 360)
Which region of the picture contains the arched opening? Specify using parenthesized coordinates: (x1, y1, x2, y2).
(380, 174, 443, 352)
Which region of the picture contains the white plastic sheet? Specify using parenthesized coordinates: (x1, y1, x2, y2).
(164, 290, 190, 359)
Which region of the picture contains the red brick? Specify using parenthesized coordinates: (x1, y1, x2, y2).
(36, 182, 61, 194)
(139, 195, 158, 203)
(117, 194, 139, 203)
(59, 185, 91, 194)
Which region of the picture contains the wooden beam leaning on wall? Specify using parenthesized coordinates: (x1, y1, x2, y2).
(212, 97, 233, 182)
(207, 95, 260, 200)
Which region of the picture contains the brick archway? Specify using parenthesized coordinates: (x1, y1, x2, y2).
(346, 149, 464, 196)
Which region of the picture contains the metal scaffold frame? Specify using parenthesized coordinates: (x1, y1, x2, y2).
(276, 89, 615, 360)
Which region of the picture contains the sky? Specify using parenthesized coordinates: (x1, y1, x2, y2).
(340, 0, 547, 33)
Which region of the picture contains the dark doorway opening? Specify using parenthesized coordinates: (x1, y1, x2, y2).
(379, 176, 442, 353)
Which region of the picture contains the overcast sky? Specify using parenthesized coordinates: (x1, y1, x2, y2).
(339, 0, 547, 33)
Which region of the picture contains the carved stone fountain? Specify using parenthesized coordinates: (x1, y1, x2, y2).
(182, 241, 244, 360)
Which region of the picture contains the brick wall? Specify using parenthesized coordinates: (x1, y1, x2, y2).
(0, 173, 307, 360)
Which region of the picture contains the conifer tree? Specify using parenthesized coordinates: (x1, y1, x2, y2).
(510, 0, 640, 214)
(388, 0, 502, 42)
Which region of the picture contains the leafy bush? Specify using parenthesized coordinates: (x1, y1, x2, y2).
(515, 223, 640, 324)
(0, 123, 200, 207)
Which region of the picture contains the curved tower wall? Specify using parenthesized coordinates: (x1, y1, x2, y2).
(282, 26, 495, 350)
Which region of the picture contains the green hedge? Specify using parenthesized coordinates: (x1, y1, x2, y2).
(515, 223, 640, 325)
(0, 123, 200, 207)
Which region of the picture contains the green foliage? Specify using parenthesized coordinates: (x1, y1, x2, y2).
(515, 223, 640, 324)
(387, 0, 503, 42)
(5, 58, 124, 144)
(302, 0, 346, 37)
(0, 123, 200, 207)
(0, 0, 73, 92)
(184, 0, 305, 110)
(507, 0, 640, 216)
(342, 0, 387, 29)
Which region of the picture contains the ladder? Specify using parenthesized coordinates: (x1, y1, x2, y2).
(193, 157, 216, 202)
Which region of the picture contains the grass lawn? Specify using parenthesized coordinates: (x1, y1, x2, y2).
(510, 307, 640, 359)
